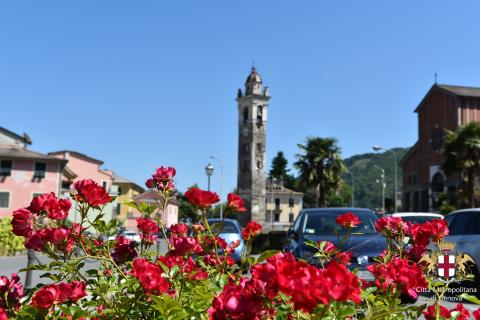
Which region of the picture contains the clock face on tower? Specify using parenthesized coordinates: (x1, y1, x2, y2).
(242, 127, 249, 137)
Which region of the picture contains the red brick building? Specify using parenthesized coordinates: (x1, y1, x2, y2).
(401, 84, 480, 212)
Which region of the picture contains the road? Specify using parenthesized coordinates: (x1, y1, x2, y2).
(0, 239, 170, 288)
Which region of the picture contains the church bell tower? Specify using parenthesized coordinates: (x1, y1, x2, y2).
(236, 67, 270, 225)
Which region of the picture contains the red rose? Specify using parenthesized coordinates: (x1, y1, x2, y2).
(132, 259, 170, 294)
(226, 193, 247, 212)
(74, 179, 111, 207)
(335, 212, 361, 228)
(169, 236, 203, 256)
(170, 224, 188, 236)
(24, 232, 46, 251)
(50, 198, 71, 220)
(136, 218, 159, 234)
(317, 240, 336, 253)
(0, 308, 7, 320)
(335, 251, 352, 265)
(11, 208, 33, 237)
(185, 187, 219, 209)
(28, 193, 51, 213)
(375, 216, 406, 236)
(152, 167, 176, 182)
(322, 261, 361, 304)
(67, 281, 87, 302)
(473, 308, 480, 320)
(49, 227, 70, 244)
(0, 273, 24, 309)
(367, 257, 427, 299)
(146, 166, 176, 191)
(450, 303, 470, 320)
(145, 178, 156, 189)
(111, 236, 137, 264)
(241, 221, 262, 241)
(209, 279, 265, 320)
(32, 285, 59, 308)
(28, 193, 71, 220)
(423, 305, 451, 320)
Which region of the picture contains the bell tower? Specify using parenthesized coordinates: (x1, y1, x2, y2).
(236, 67, 270, 225)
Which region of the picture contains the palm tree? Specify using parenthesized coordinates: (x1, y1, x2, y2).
(294, 137, 346, 207)
(441, 122, 480, 208)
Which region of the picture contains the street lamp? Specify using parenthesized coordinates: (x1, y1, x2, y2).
(374, 165, 386, 212)
(205, 163, 214, 191)
(210, 156, 224, 219)
(372, 145, 398, 212)
(346, 171, 354, 207)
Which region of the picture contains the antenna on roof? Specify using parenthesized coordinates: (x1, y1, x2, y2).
(434, 71, 438, 85)
(252, 60, 255, 69)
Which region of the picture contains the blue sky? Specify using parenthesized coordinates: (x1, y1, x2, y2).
(2, 1, 480, 198)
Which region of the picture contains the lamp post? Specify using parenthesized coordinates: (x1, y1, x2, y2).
(205, 163, 214, 191)
(346, 171, 354, 207)
(372, 145, 398, 212)
(210, 156, 224, 219)
(374, 165, 386, 212)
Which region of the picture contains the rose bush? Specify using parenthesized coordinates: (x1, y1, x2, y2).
(1, 166, 479, 319)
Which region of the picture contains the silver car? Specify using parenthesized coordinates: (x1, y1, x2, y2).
(444, 209, 480, 289)
(207, 218, 245, 262)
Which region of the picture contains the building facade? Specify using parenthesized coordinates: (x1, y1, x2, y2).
(132, 190, 179, 228)
(112, 174, 144, 230)
(49, 150, 119, 223)
(0, 127, 67, 217)
(265, 179, 303, 231)
(236, 68, 270, 226)
(400, 84, 480, 211)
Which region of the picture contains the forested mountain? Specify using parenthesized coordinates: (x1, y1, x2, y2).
(342, 147, 410, 210)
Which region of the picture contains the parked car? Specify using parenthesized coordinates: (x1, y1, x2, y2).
(391, 212, 444, 224)
(207, 218, 244, 262)
(444, 209, 480, 290)
(108, 230, 141, 243)
(284, 208, 387, 281)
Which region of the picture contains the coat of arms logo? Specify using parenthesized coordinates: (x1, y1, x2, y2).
(419, 241, 474, 284)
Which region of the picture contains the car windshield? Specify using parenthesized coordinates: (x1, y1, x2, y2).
(399, 216, 442, 224)
(209, 221, 239, 234)
(302, 211, 377, 234)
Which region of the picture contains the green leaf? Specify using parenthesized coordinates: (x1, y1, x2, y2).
(256, 249, 279, 263)
(459, 293, 480, 304)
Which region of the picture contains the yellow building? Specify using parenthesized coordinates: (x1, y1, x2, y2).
(264, 179, 303, 231)
(112, 174, 144, 229)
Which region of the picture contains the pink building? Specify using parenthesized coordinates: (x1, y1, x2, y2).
(0, 127, 69, 217)
(132, 190, 178, 228)
(49, 151, 118, 223)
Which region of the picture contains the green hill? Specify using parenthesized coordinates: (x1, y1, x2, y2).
(342, 147, 410, 210)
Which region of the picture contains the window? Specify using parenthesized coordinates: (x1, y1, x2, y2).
(0, 161, 12, 176)
(257, 106, 263, 126)
(275, 198, 280, 209)
(116, 203, 121, 216)
(61, 181, 71, 190)
(243, 108, 248, 124)
(274, 213, 280, 222)
(448, 212, 480, 235)
(34, 163, 46, 179)
(289, 213, 294, 223)
(102, 181, 108, 190)
(0, 192, 9, 208)
(32, 193, 43, 200)
(288, 198, 294, 207)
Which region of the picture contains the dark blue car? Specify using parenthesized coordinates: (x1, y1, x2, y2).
(284, 208, 387, 281)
